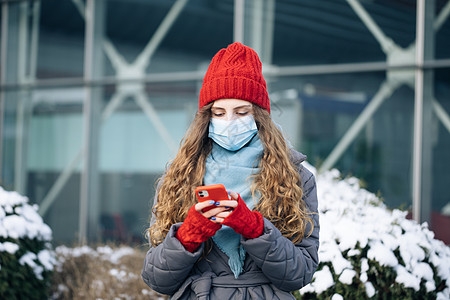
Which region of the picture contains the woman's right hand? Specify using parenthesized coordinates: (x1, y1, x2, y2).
(175, 204, 222, 252)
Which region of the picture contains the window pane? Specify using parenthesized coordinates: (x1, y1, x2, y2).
(269, 71, 414, 210)
(431, 67, 450, 243)
(96, 81, 198, 243)
(4, 87, 84, 244)
(436, 1, 450, 59)
(103, 0, 233, 77)
(273, 0, 416, 65)
(38, 0, 85, 78)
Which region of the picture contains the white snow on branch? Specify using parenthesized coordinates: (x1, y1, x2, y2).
(300, 163, 450, 297)
(0, 187, 52, 241)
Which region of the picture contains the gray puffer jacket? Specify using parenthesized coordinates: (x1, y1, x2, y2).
(142, 150, 319, 299)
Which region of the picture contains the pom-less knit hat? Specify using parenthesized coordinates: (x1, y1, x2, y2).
(199, 42, 270, 113)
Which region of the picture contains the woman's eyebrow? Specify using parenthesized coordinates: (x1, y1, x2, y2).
(233, 105, 253, 110)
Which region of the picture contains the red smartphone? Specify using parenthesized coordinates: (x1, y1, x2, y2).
(195, 184, 229, 212)
(195, 184, 229, 202)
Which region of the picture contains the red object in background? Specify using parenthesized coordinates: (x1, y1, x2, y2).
(101, 213, 127, 242)
(431, 211, 450, 245)
(406, 211, 450, 245)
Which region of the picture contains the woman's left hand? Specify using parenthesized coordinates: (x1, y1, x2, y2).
(221, 192, 264, 239)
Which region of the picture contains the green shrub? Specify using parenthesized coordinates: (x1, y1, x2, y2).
(294, 167, 450, 299)
(0, 187, 55, 299)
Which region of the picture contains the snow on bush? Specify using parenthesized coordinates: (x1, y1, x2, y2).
(54, 244, 136, 270)
(0, 186, 56, 299)
(296, 165, 450, 299)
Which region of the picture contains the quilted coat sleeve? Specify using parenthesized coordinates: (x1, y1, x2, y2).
(241, 165, 320, 291)
(141, 222, 203, 295)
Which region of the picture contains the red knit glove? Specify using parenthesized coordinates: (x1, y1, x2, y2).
(222, 194, 264, 239)
(176, 205, 222, 252)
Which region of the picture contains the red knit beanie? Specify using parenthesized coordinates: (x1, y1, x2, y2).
(199, 42, 270, 113)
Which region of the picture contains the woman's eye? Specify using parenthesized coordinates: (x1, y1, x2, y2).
(213, 112, 224, 117)
(236, 111, 249, 116)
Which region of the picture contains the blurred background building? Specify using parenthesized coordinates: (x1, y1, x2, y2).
(1, 0, 449, 245)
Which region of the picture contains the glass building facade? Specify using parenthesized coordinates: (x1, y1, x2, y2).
(1, 0, 449, 245)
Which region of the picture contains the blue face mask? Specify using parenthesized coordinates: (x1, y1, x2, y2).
(208, 115, 258, 151)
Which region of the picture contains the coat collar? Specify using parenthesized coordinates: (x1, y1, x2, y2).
(290, 149, 307, 165)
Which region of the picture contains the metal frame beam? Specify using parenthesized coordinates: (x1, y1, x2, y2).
(38, 0, 187, 218)
(1, 0, 449, 230)
(412, 0, 435, 223)
(14, 1, 36, 194)
(0, 2, 21, 188)
(3, 59, 450, 92)
(239, 0, 275, 65)
(79, 0, 104, 244)
(433, 99, 450, 134)
(234, 0, 244, 43)
(319, 0, 447, 224)
(320, 0, 450, 176)
(319, 80, 398, 173)
(0, 2, 8, 180)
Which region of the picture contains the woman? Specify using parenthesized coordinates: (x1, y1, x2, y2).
(142, 42, 319, 299)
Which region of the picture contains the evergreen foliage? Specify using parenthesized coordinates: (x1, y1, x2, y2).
(0, 187, 55, 300)
(294, 166, 450, 299)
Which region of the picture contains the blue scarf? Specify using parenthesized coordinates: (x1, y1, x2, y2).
(204, 134, 264, 278)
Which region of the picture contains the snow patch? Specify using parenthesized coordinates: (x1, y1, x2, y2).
(300, 265, 334, 294)
(338, 269, 356, 285)
(0, 187, 52, 241)
(19, 252, 44, 280)
(367, 242, 398, 267)
(0, 241, 19, 254)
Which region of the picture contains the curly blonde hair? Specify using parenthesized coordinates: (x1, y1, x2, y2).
(148, 103, 313, 246)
